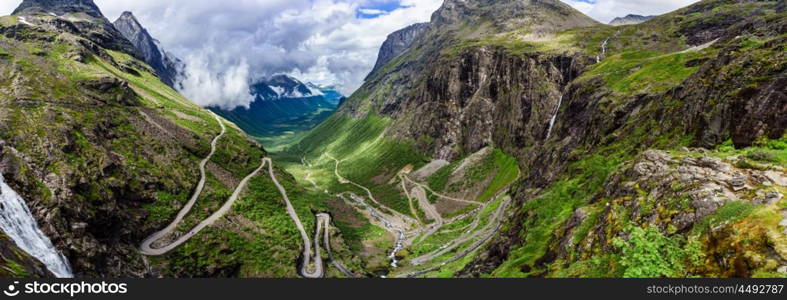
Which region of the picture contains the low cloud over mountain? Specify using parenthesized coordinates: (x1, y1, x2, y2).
(0, 0, 701, 109)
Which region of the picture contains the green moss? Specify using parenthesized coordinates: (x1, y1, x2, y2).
(690, 201, 756, 236)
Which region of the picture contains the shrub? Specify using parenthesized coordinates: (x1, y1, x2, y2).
(746, 149, 778, 163)
(614, 226, 704, 278)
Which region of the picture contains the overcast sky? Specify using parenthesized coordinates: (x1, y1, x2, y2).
(0, 0, 699, 109)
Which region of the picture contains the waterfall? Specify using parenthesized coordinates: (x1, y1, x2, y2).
(596, 38, 610, 63)
(545, 95, 563, 140)
(0, 174, 73, 278)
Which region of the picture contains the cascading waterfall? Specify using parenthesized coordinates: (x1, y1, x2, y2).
(0, 173, 73, 278)
(596, 38, 610, 63)
(545, 95, 563, 140)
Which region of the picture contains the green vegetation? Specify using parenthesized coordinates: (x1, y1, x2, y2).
(278, 114, 428, 216)
(582, 49, 713, 95)
(690, 201, 757, 236)
(477, 150, 520, 202)
(493, 154, 620, 277)
(714, 137, 787, 167)
(614, 226, 704, 278)
(153, 166, 328, 277)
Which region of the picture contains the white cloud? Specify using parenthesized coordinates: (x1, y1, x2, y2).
(358, 8, 386, 15)
(0, 0, 700, 109)
(562, 0, 700, 23)
(91, 0, 442, 108)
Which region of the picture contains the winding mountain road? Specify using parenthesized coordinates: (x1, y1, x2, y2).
(264, 157, 323, 278)
(136, 113, 358, 277)
(140, 113, 227, 255)
(316, 213, 356, 278)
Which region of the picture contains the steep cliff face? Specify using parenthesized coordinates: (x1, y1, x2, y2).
(113, 11, 183, 88)
(292, 0, 786, 277)
(342, 0, 598, 161)
(367, 23, 429, 79)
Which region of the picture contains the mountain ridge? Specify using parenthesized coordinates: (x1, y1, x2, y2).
(113, 11, 184, 88)
(13, 0, 103, 18)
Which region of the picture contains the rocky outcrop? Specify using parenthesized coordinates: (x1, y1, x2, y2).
(558, 150, 786, 277)
(11, 0, 140, 59)
(367, 23, 429, 80)
(609, 14, 655, 26)
(113, 11, 183, 88)
(13, 0, 103, 18)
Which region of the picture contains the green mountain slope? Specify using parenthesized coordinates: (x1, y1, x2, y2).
(284, 0, 787, 278)
(0, 3, 340, 277)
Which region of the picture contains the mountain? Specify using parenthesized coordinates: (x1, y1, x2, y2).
(609, 14, 655, 26)
(11, 0, 139, 57)
(285, 0, 787, 278)
(0, 0, 332, 278)
(2, 0, 785, 279)
(210, 75, 343, 149)
(252, 74, 324, 100)
(366, 23, 429, 79)
(13, 0, 102, 18)
(113, 11, 184, 88)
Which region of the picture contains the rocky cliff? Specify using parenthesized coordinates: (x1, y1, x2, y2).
(113, 11, 183, 88)
(367, 23, 429, 80)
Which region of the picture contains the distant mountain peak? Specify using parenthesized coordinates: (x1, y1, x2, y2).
(609, 14, 655, 26)
(116, 11, 144, 32)
(114, 11, 184, 88)
(253, 75, 325, 101)
(13, 0, 103, 18)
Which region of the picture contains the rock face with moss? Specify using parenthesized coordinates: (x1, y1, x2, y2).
(289, 0, 786, 277)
